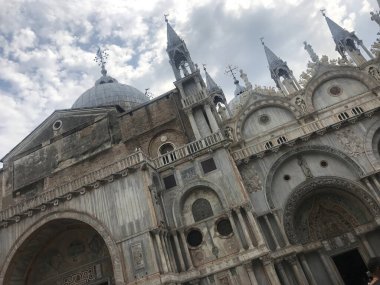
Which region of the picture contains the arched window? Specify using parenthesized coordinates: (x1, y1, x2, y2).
(192, 198, 213, 222)
(159, 143, 176, 164)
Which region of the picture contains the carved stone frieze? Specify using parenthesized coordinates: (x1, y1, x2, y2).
(336, 128, 365, 157)
(131, 242, 145, 270)
(239, 164, 263, 193)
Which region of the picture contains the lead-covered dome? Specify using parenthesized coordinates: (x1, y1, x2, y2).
(72, 75, 149, 110)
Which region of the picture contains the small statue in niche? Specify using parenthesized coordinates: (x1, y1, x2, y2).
(217, 102, 228, 121)
(224, 126, 233, 141)
(297, 155, 313, 179)
(295, 97, 307, 112)
(368, 66, 380, 81)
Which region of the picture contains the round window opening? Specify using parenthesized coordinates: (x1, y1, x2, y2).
(329, 86, 342, 96)
(216, 219, 233, 237)
(284, 174, 291, 181)
(186, 229, 203, 247)
(259, 114, 270, 125)
(53, 120, 62, 130)
(320, 160, 328, 168)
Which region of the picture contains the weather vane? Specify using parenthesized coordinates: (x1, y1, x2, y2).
(225, 65, 238, 82)
(164, 13, 169, 22)
(94, 47, 109, 76)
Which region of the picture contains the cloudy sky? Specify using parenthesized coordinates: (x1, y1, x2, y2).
(0, 0, 379, 162)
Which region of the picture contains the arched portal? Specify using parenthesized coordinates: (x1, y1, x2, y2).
(283, 177, 380, 244)
(3, 219, 116, 285)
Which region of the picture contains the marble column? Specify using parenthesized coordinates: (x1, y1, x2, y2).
(275, 261, 291, 285)
(319, 251, 343, 285)
(186, 110, 201, 140)
(286, 255, 309, 285)
(173, 231, 186, 271)
(236, 207, 254, 249)
(299, 254, 318, 285)
(244, 262, 258, 285)
(179, 229, 194, 269)
(264, 214, 281, 249)
(154, 230, 168, 273)
(164, 232, 177, 272)
(160, 232, 173, 272)
(204, 104, 219, 132)
(228, 210, 244, 252)
(244, 205, 266, 247)
(261, 255, 282, 285)
(273, 210, 290, 246)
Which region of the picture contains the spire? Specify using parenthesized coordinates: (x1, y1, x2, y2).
(165, 14, 183, 48)
(203, 65, 220, 93)
(261, 37, 283, 70)
(303, 41, 319, 63)
(321, 10, 373, 64)
(165, 15, 196, 80)
(260, 38, 300, 95)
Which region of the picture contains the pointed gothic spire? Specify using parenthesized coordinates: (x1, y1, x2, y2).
(165, 15, 183, 48)
(260, 38, 300, 95)
(203, 65, 220, 93)
(165, 15, 196, 80)
(321, 10, 373, 63)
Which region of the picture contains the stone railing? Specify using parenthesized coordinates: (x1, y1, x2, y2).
(0, 151, 148, 223)
(181, 90, 208, 108)
(152, 131, 226, 168)
(232, 97, 380, 161)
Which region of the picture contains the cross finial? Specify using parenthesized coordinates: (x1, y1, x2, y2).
(94, 47, 109, 76)
(225, 65, 238, 82)
(164, 13, 169, 22)
(260, 37, 265, 45)
(320, 9, 326, 17)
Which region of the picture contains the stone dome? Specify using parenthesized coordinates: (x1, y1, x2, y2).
(72, 75, 149, 110)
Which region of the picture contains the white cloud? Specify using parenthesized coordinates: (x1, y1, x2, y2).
(0, 0, 378, 162)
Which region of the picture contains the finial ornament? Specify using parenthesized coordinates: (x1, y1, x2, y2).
(225, 65, 238, 82)
(94, 47, 109, 76)
(260, 37, 265, 45)
(202, 63, 207, 71)
(303, 41, 319, 63)
(320, 9, 326, 17)
(164, 13, 169, 22)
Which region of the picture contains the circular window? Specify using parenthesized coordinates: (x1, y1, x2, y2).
(259, 114, 270, 125)
(53, 120, 62, 130)
(216, 218, 233, 237)
(320, 160, 328, 168)
(186, 229, 203, 247)
(329, 86, 342, 97)
(284, 174, 291, 181)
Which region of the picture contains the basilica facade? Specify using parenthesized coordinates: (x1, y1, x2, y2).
(1, 8, 380, 285)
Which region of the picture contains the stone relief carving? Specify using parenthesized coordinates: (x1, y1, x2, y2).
(295, 97, 307, 113)
(240, 165, 263, 193)
(224, 127, 234, 141)
(181, 167, 197, 182)
(283, 177, 380, 244)
(131, 243, 145, 270)
(297, 155, 313, 179)
(336, 128, 365, 157)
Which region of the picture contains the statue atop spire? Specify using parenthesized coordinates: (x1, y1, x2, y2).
(304, 41, 319, 63)
(94, 47, 109, 76)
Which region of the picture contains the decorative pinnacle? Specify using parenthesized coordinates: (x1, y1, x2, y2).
(303, 41, 319, 62)
(94, 47, 109, 76)
(320, 8, 326, 17)
(225, 65, 239, 83)
(164, 13, 169, 23)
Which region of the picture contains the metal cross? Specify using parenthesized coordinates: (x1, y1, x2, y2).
(164, 14, 169, 22)
(320, 9, 326, 16)
(225, 65, 238, 81)
(260, 37, 265, 45)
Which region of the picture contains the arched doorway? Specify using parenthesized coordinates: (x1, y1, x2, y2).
(4, 219, 115, 285)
